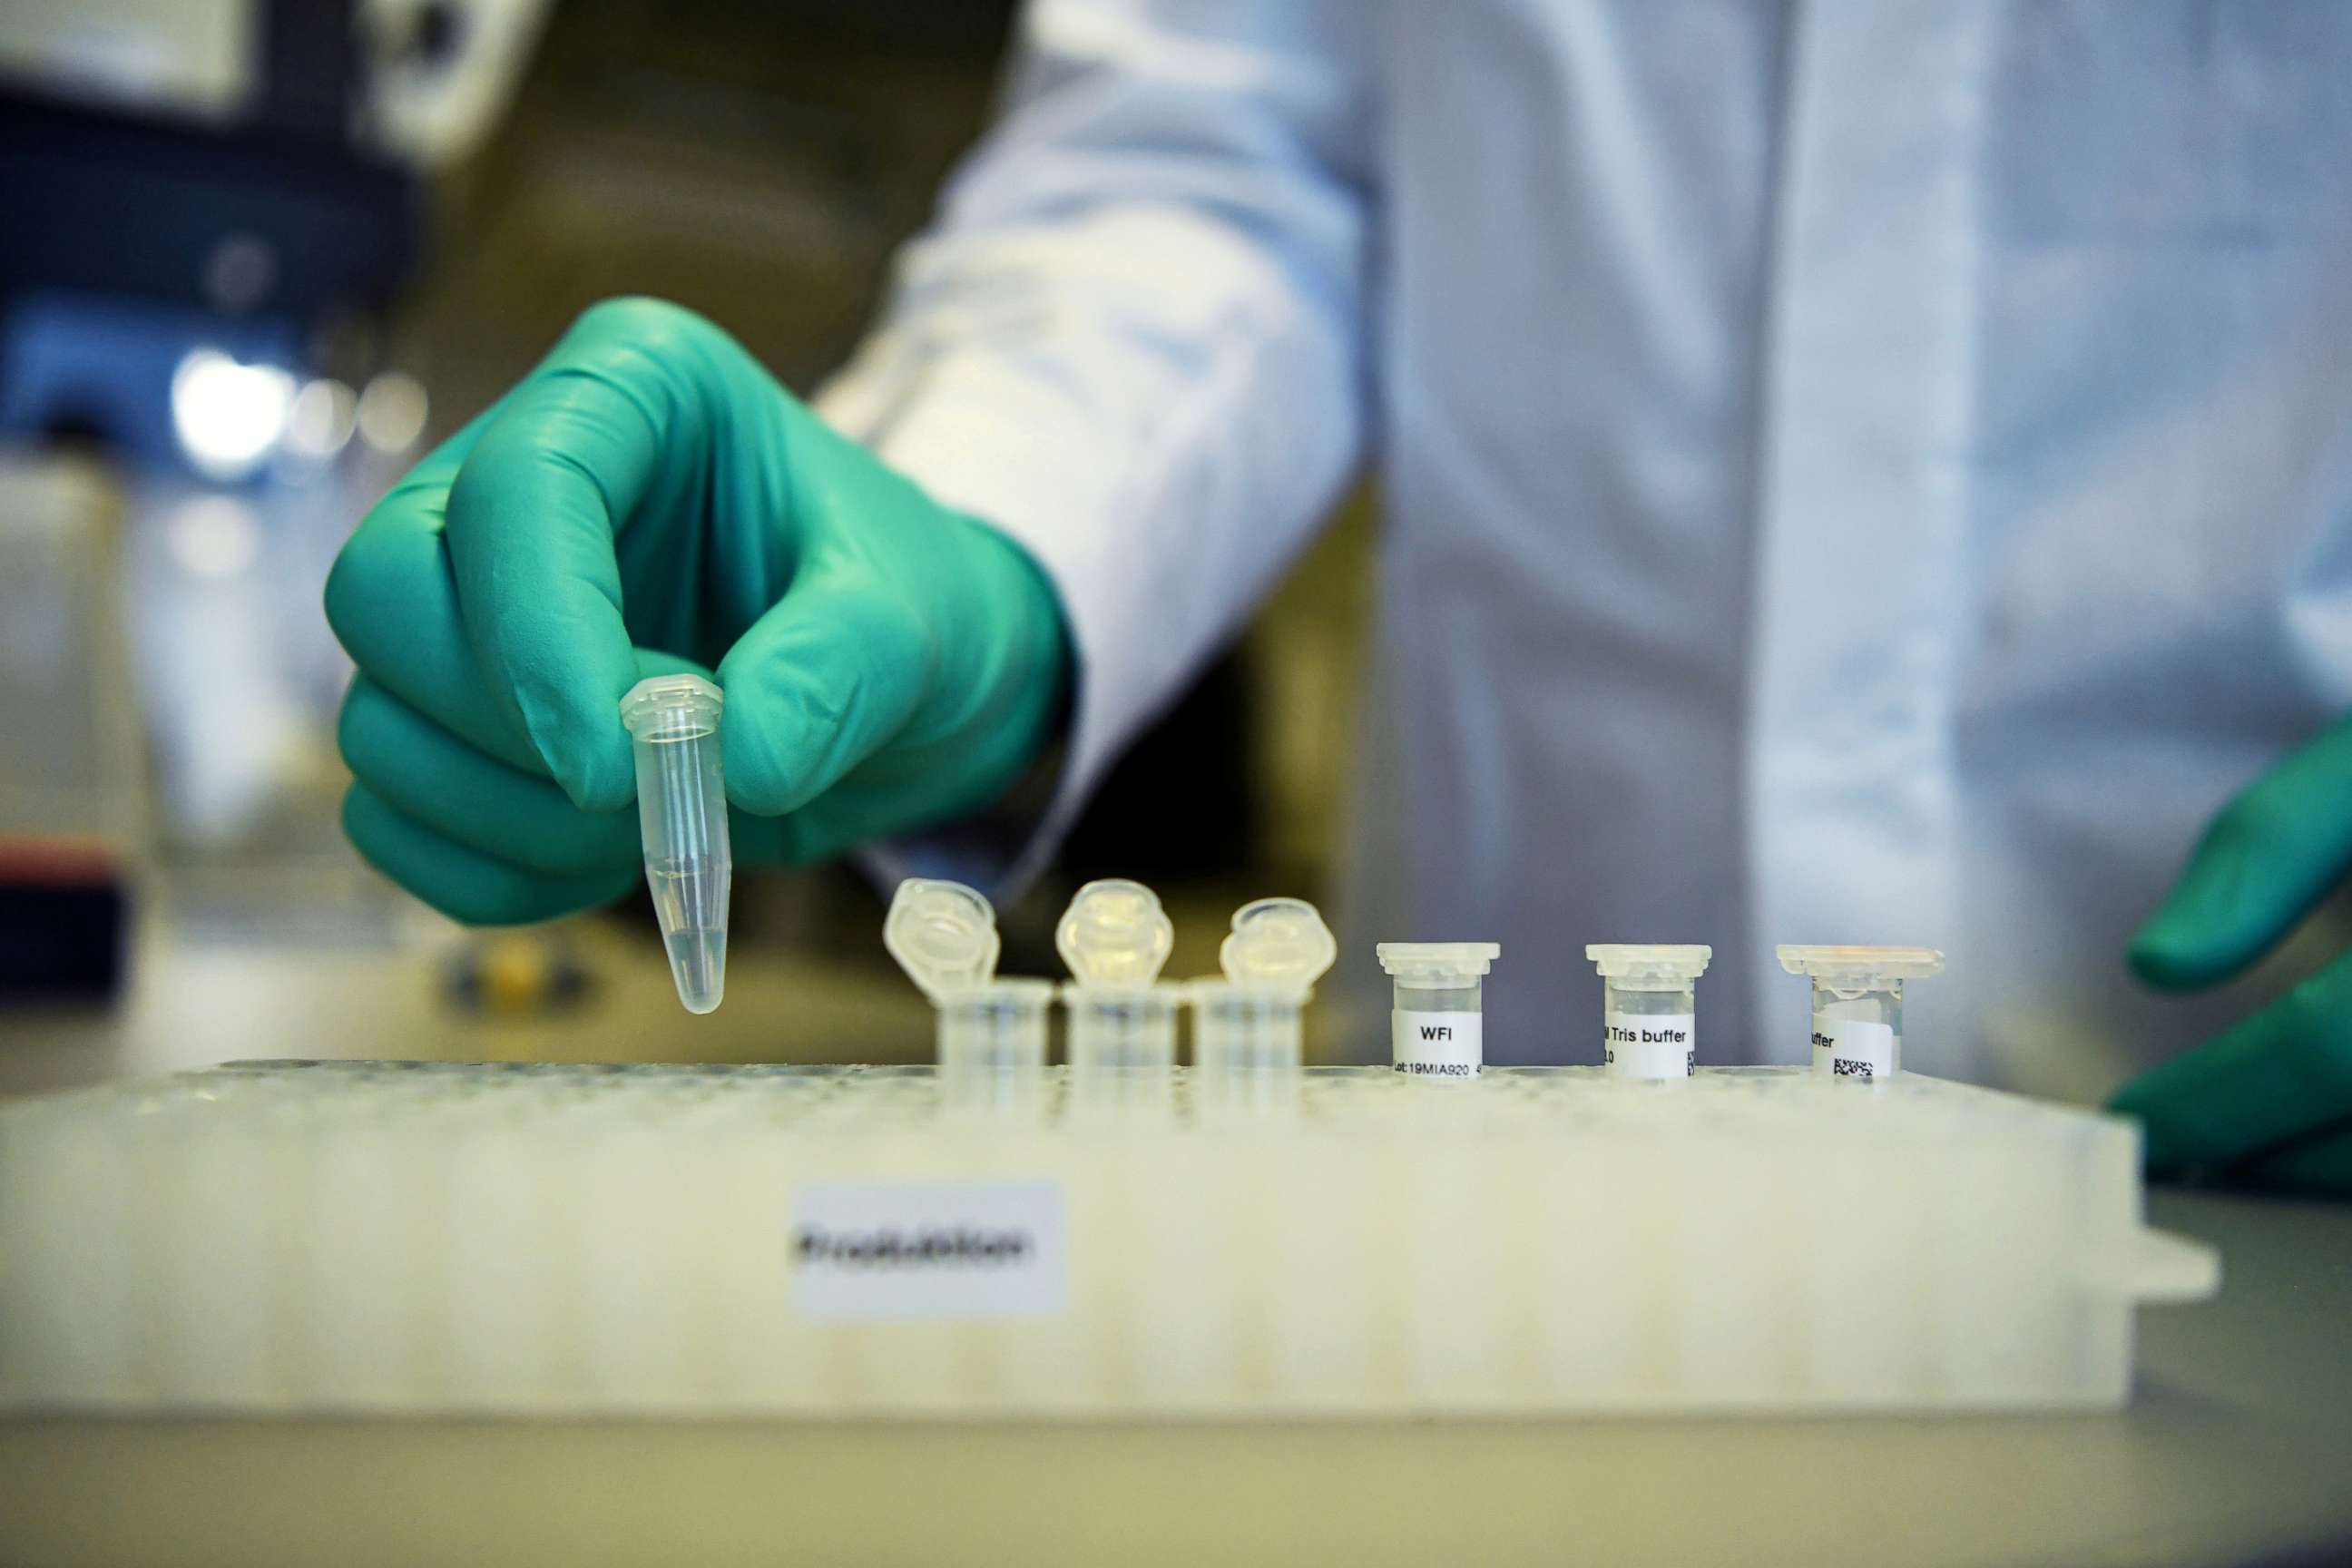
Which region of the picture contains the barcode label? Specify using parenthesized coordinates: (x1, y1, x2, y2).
(1812, 1018, 1895, 1080)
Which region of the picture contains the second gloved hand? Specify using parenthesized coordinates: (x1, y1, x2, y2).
(2115, 712, 2352, 1196)
(323, 298, 1070, 923)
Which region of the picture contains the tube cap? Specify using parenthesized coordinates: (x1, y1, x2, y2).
(1054, 878, 1175, 986)
(1376, 942, 1500, 985)
(1220, 897, 1337, 995)
(1776, 945, 1944, 983)
(1585, 944, 1712, 980)
(885, 878, 1002, 1003)
(619, 672, 722, 736)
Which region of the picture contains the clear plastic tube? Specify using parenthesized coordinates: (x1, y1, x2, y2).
(939, 980, 1052, 1110)
(1064, 984, 1180, 1113)
(1189, 981, 1304, 1115)
(1584, 945, 1710, 1080)
(1376, 943, 1500, 1080)
(620, 675, 730, 1015)
(1063, 985, 1181, 1075)
(1776, 946, 1944, 1081)
(1190, 982, 1304, 1072)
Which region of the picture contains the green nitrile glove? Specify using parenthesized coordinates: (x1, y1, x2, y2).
(322, 298, 1069, 924)
(2116, 713, 2352, 1195)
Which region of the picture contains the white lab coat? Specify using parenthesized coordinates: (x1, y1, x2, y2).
(819, 1, 2352, 1092)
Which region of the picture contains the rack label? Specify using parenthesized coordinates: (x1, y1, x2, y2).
(1812, 1018, 1895, 1080)
(1605, 1012, 1695, 1078)
(1394, 1011, 1482, 1077)
(791, 1180, 1067, 1321)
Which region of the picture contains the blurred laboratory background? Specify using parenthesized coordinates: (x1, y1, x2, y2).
(0, 0, 1374, 1093)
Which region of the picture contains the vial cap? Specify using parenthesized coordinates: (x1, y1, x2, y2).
(619, 672, 723, 737)
(1055, 878, 1175, 987)
(1585, 944, 1712, 980)
(1219, 897, 1337, 994)
(1376, 942, 1501, 985)
(1775, 945, 1944, 982)
(885, 878, 1002, 1003)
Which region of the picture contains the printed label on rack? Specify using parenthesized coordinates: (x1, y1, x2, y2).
(791, 1180, 1066, 1321)
(1604, 1012, 1695, 1078)
(1812, 1018, 1895, 1080)
(1394, 1011, 1482, 1077)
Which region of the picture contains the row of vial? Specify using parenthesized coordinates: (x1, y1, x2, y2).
(886, 878, 1943, 1083)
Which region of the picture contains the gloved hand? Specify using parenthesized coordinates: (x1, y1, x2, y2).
(323, 298, 1069, 924)
(2115, 714, 2352, 1195)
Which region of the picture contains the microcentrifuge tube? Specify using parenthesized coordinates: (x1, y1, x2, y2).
(1584, 945, 1710, 1079)
(1056, 879, 1180, 1083)
(1776, 946, 1945, 1080)
(1376, 943, 1500, 1079)
(1191, 898, 1337, 1089)
(619, 674, 730, 1014)
(883, 878, 1050, 1102)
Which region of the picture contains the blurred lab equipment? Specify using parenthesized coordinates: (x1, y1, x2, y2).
(0, 456, 141, 998)
(0, 0, 534, 969)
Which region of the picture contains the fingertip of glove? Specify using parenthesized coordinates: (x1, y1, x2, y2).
(514, 691, 634, 816)
(2126, 891, 2259, 992)
(715, 703, 821, 819)
(2127, 926, 2214, 993)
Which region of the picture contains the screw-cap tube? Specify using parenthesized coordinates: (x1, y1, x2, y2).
(1376, 943, 1500, 1079)
(1776, 946, 1945, 1080)
(1584, 945, 1710, 1079)
(619, 675, 730, 1015)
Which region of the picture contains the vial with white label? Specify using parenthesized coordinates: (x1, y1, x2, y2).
(1584, 945, 1710, 1078)
(1376, 943, 1501, 1079)
(1776, 946, 1945, 1081)
(619, 674, 731, 1014)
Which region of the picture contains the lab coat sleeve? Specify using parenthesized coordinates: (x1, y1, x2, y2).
(816, 0, 1376, 893)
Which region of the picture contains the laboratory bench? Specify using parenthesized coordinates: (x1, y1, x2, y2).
(0, 1191, 2344, 1567)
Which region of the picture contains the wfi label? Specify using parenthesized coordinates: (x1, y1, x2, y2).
(1394, 1010, 1482, 1078)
